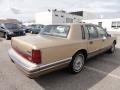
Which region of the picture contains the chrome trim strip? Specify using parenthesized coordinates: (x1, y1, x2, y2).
(88, 45, 111, 54)
(30, 60, 70, 76)
(35, 57, 72, 71)
(87, 46, 111, 58)
(8, 48, 72, 73)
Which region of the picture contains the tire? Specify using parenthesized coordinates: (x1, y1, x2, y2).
(108, 43, 115, 53)
(31, 31, 33, 34)
(5, 33, 9, 40)
(69, 52, 85, 74)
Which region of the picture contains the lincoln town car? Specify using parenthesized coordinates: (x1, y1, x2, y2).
(8, 23, 116, 78)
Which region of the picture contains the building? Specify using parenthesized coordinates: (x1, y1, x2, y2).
(0, 19, 22, 24)
(70, 11, 98, 20)
(35, 10, 83, 25)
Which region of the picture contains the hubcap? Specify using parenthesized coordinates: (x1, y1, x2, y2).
(73, 54, 84, 72)
(111, 44, 115, 52)
(5, 34, 7, 39)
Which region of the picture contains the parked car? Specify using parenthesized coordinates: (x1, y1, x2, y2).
(0, 23, 25, 40)
(8, 23, 116, 78)
(20, 25, 30, 33)
(28, 24, 44, 34)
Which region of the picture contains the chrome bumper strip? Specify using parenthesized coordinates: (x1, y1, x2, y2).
(8, 48, 72, 76)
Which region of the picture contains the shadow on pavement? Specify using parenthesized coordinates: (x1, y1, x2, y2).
(0, 38, 3, 41)
(34, 48, 120, 90)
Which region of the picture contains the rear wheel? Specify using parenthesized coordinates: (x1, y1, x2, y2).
(69, 52, 85, 73)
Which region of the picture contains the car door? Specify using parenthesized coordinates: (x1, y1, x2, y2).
(84, 25, 102, 57)
(95, 26, 112, 49)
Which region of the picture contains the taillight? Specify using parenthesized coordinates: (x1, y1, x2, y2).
(32, 50, 41, 64)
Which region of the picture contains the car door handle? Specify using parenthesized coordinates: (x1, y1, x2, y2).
(89, 41, 93, 44)
(102, 39, 105, 42)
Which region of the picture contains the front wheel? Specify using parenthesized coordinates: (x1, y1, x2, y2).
(108, 43, 115, 53)
(31, 31, 33, 34)
(5, 33, 9, 40)
(69, 52, 85, 74)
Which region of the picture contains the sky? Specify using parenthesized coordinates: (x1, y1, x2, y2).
(0, 0, 120, 22)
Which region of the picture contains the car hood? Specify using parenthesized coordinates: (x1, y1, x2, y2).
(12, 35, 74, 49)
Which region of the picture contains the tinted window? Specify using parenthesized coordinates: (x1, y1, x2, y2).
(29, 24, 44, 29)
(96, 26, 107, 37)
(85, 25, 98, 39)
(4, 23, 19, 29)
(41, 25, 70, 38)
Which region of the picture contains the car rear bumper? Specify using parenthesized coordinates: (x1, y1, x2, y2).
(8, 48, 71, 78)
(8, 48, 40, 78)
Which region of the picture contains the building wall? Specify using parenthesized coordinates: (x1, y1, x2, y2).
(0, 19, 22, 24)
(52, 11, 82, 24)
(35, 10, 82, 25)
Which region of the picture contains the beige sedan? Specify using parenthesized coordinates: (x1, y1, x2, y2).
(8, 23, 116, 78)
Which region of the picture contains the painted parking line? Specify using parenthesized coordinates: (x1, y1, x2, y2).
(85, 66, 120, 80)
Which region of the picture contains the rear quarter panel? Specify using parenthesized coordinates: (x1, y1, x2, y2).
(40, 40, 88, 65)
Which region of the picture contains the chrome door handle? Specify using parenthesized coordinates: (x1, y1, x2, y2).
(102, 39, 105, 42)
(89, 41, 93, 44)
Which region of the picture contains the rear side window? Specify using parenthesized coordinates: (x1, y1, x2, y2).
(85, 25, 98, 39)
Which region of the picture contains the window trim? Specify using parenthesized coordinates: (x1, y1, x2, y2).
(81, 25, 85, 39)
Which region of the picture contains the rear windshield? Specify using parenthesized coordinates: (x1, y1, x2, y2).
(4, 23, 19, 29)
(40, 25, 70, 38)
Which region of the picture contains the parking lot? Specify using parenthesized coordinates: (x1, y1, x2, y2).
(0, 34, 120, 90)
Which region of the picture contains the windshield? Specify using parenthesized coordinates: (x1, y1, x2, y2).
(41, 25, 70, 38)
(29, 24, 44, 29)
(4, 23, 19, 29)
